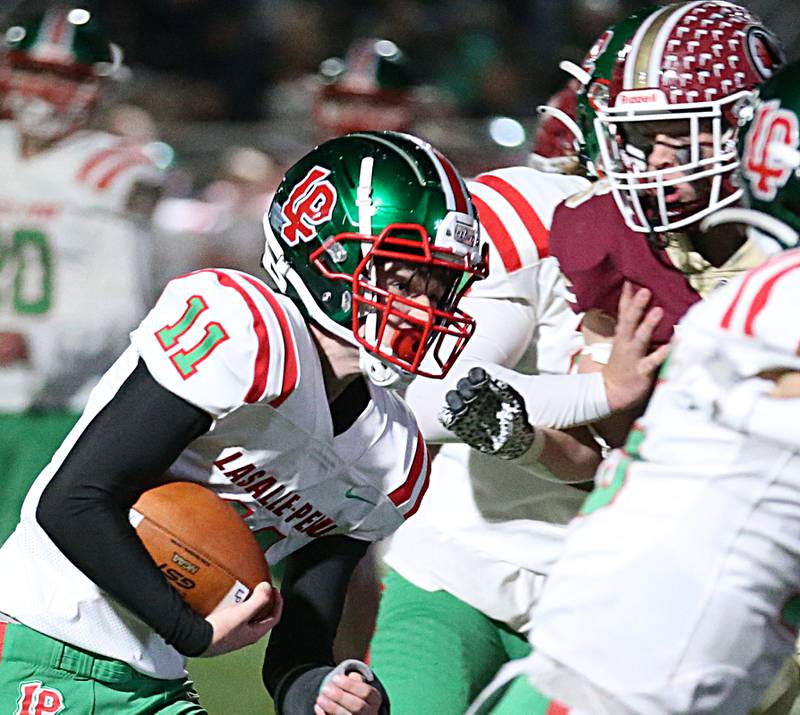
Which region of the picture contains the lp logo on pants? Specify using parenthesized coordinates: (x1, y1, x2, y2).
(15, 681, 64, 714)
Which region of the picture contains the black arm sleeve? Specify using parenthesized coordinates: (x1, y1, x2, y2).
(263, 535, 389, 714)
(36, 359, 215, 656)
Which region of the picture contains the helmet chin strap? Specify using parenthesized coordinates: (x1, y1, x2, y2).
(358, 347, 414, 389)
(358, 311, 414, 389)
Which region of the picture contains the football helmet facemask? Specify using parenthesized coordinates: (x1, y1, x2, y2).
(0, 7, 122, 142)
(263, 131, 488, 387)
(592, 1, 783, 234)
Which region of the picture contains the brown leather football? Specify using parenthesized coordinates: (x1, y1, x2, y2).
(130, 481, 271, 618)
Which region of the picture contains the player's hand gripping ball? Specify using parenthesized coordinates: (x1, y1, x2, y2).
(130, 482, 272, 618)
(439, 367, 535, 460)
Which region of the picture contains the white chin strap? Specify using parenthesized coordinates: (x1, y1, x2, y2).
(359, 347, 414, 390)
(358, 311, 414, 389)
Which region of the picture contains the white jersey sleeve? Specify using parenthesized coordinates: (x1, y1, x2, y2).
(467, 166, 589, 301)
(709, 249, 800, 357)
(130, 269, 300, 418)
(405, 166, 594, 442)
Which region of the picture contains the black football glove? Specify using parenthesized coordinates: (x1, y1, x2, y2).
(439, 367, 535, 460)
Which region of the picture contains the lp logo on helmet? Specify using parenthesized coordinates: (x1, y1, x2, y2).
(744, 99, 800, 201)
(280, 166, 338, 246)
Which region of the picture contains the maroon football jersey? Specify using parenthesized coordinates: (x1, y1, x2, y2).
(549, 189, 702, 346)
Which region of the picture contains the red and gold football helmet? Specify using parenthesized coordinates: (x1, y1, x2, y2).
(593, 1, 783, 233)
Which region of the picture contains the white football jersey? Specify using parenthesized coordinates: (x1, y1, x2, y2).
(0, 121, 163, 411)
(0, 269, 429, 679)
(526, 249, 800, 715)
(385, 167, 591, 632)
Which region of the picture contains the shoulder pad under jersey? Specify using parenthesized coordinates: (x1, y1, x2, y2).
(467, 167, 588, 299)
(562, 177, 612, 209)
(130, 269, 300, 418)
(549, 188, 629, 315)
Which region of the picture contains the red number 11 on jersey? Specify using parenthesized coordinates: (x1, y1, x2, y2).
(155, 295, 229, 379)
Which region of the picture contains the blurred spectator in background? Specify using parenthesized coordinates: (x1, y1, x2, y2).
(313, 38, 417, 139)
(151, 144, 282, 287)
(0, 6, 164, 545)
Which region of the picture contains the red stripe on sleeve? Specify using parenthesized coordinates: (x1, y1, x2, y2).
(546, 702, 571, 715)
(76, 147, 123, 183)
(743, 260, 800, 336)
(389, 431, 427, 510)
(96, 155, 153, 190)
(720, 269, 758, 329)
(474, 174, 549, 257)
(0, 622, 6, 664)
(472, 195, 522, 273)
(207, 270, 271, 403)
(433, 149, 469, 214)
(241, 275, 299, 407)
(402, 450, 431, 519)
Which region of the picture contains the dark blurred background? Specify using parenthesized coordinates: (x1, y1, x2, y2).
(3, 0, 800, 213)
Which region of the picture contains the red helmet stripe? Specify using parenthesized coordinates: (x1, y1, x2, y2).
(471, 194, 522, 272)
(394, 132, 471, 215)
(474, 173, 549, 257)
(49, 10, 69, 45)
(432, 148, 470, 214)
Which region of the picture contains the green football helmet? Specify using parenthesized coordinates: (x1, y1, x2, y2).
(704, 60, 800, 251)
(551, 5, 660, 178)
(263, 131, 488, 386)
(0, 7, 122, 141)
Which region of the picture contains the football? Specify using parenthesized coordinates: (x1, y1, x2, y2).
(130, 481, 271, 618)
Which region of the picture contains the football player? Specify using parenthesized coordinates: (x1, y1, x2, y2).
(469, 57, 800, 715)
(550, 0, 784, 350)
(367, 59, 669, 710)
(0, 7, 164, 544)
(0, 132, 488, 715)
(313, 38, 416, 139)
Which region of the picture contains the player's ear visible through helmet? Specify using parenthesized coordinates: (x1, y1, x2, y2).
(263, 131, 488, 386)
